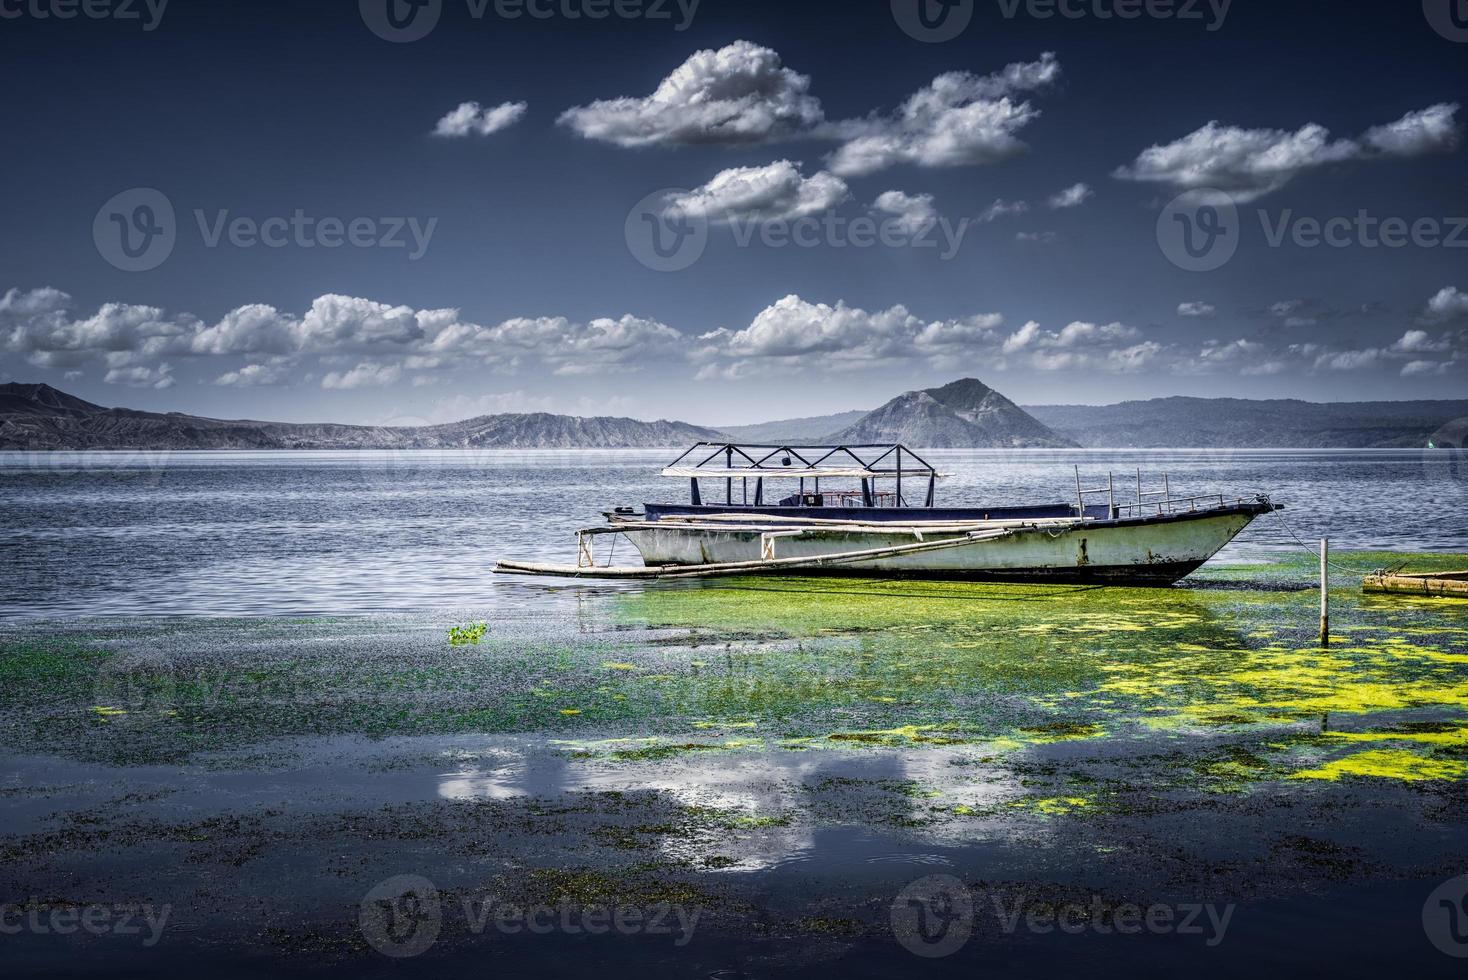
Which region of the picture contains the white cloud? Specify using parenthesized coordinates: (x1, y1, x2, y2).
(214, 362, 291, 387)
(978, 198, 1028, 223)
(1425, 286, 1468, 322)
(1047, 182, 1092, 209)
(723, 295, 921, 361)
(1314, 348, 1383, 371)
(104, 363, 173, 388)
(823, 52, 1059, 177)
(1363, 103, 1461, 156)
(666, 160, 847, 224)
(432, 100, 527, 138)
(1114, 104, 1461, 201)
(321, 362, 402, 390)
(1015, 230, 1057, 244)
(1178, 301, 1216, 318)
(872, 190, 936, 235)
(1392, 329, 1450, 354)
(558, 41, 823, 147)
(1401, 359, 1450, 376)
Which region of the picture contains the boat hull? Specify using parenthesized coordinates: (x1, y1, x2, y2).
(617, 507, 1263, 586)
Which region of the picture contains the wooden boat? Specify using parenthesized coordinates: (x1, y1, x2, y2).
(494, 443, 1281, 586)
(1363, 570, 1468, 598)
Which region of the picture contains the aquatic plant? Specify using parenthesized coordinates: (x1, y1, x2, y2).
(448, 623, 488, 646)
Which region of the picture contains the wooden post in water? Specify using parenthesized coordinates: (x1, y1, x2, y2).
(1319, 538, 1329, 647)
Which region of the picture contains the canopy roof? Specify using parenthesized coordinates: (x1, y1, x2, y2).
(660, 443, 943, 480)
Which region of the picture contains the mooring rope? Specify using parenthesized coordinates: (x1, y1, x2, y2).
(1260, 499, 1360, 576)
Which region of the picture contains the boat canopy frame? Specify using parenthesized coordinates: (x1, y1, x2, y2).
(660, 442, 942, 508)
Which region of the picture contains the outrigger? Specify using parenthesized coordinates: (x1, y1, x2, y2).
(494, 442, 1281, 586)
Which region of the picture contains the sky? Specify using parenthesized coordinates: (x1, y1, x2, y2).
(0, 0, 1465, 426)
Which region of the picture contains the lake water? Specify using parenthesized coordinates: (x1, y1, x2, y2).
(2, 448, 1464, 619)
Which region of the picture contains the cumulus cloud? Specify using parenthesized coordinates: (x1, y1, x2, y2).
(1114, 103, 1461, 201)
(823, 52, 1060, 177)
(321, 362, 403, 390)
(0, 286, 691, 387)
(1425, 286, 1468, 322)
(432, 100, 527, 138)
(9, 284, 1456, 391)
(1047, 182, 1092, 209)
(665, 160, 847, 224)
(1401, 359, 1451, 376)
(214, 362, 291, 387)
(978, 198, 1028, 223)
(1362, 103, 1461, 156)
(871, 190, 937, 235)
(1178, 301, 1217, 318)
(558, 41, 823, 147)
(1392, 329, 1451, 354)
(1001, 319, 1140, 352)
(104, 363, 174, 388)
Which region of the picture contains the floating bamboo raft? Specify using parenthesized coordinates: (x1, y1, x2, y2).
(1362, 570, 1468, 598)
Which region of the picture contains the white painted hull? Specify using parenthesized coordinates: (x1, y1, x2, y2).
(618, 509, 1260, 585)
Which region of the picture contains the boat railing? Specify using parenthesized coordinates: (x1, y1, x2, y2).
(1073, 467, 1237, 522)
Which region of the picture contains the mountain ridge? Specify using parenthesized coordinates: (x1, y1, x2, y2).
(825, 378, 1078, 448)
(0, 384, 722, 450)
(3, 382, 1466, 450)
